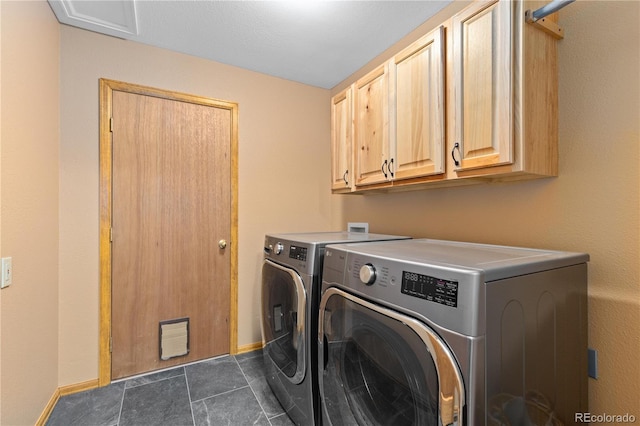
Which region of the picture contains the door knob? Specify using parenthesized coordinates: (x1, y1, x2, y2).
(218, 239, 227, 249)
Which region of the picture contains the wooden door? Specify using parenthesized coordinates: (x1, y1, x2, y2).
(100, 81, 237, 380)
(354, 63, 390, 187)
(331, 86, 353, 191)
(392, 26, 445, 181)
(452, 0, 513, 171)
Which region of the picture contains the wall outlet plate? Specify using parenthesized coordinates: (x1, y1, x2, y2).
(348, 222, 369, 233)
(588, 348, 598, 379)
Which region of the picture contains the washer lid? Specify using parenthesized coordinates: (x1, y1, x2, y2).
(265, 231, 410, 245)
(264, 232, 411, 274)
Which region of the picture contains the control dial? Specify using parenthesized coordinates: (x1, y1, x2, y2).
(273, 243, 284, 255)
(359, 263, 377, 285)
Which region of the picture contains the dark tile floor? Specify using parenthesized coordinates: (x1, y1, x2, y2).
(46, 349, 295, 426)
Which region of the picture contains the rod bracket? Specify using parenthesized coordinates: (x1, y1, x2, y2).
(525, 9, 565, 39)
(525, 0, 574, 40)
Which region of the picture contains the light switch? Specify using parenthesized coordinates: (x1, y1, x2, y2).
(1, 257, 12, 288)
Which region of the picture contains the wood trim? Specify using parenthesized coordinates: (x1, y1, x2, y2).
(98, 79, 113, 386)
(237, 341, 263, 354)
(59, 378, 101, 396)
(38, 339, 258, 425)
(35, 379, 101, 426)
(35, 388, 60, 426)
(37, 337, 259, 426)
(98, 78, 239, 383)
(229, 93, 240, 355)
(522, 0, 559, 177)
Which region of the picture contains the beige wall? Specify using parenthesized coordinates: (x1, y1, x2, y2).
(0, 1, 60, 425)
(0, 0, 638, 424)
(0, 0, 3, 421)
(58, 25, 337, 386)
(332, 0, 640, 414)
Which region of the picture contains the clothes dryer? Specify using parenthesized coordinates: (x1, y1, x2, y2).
(261, 232, 409, 425)
(319, 239, 589, 425)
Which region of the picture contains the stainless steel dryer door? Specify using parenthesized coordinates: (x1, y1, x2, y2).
(261, 259, 307, 384)
(319, 287, 465, 426)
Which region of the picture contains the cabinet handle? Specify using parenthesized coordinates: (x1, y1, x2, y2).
(389, 158, 394, 178)
(343, 170, 349, 186)
(381, 159, 388, 179)
(451, 142, 461, 167)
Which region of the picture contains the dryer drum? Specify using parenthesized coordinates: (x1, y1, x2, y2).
(261, 262, 304, 381)
(488, 391, 564, 426)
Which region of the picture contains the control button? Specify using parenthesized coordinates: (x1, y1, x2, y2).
(359, 263, 377, 285)
(274, 243, 284, 255)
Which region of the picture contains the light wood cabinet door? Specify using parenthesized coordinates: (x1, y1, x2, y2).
(392, 26, 445, 181)
(354, 63, 390, 187)
(452, 0, 513, 171)
(331, 86, 353, 191)
(330, 0, 558, 194)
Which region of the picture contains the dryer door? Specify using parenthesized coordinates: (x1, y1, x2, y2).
(261, 259, 307, 384)
(319, 287, 465, 426)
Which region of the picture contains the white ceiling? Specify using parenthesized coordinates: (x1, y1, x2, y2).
(48, 0, 452, 89)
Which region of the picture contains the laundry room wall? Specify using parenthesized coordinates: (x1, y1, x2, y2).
(2, 1, 637, 424)
(58, 26, 337, 386)
(0, 1, 60, 424)
(332, 0, 639, 415)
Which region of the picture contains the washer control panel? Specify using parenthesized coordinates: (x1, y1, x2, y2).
(273, 243, 284, 255)
(401, 271, 458, 308)
(289, 245, 307, 261)
(263, 235, 316, 275)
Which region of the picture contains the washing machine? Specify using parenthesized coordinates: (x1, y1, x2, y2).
(261, 232, 410, 426)
(319, 239, 589, 425)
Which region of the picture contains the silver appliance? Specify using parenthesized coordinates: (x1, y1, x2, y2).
(319, 239, 589, 425)
(261, 232, 410, 426)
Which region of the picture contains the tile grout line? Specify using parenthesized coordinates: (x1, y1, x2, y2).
(116, 383, 126, 426)
(120, 368, 186, 390)
(51, 353, 272, 426)
(183, 367, 197, 426)
(188, 383, 253, 405)
(233, 355, 275, 425)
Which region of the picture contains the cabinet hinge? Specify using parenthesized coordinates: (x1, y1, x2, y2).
(110, 227, 113, 242)
(109, 336, 113, 353)
(109, 117, 114, 133)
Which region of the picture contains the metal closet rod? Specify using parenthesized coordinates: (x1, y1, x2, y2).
(529, 0, 575, 22)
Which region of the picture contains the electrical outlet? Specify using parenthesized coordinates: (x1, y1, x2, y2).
(1, 257, 12, 288)
(588, 348, 598, 379)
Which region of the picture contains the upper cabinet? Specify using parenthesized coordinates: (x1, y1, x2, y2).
(354, 64, 390, 187)
(450, 0, 558, 179)
(392, 26, 446, 182)
(331, 86, 353, 192)
(451, 1, 512, 171)
(332, 0, 560, 193)
(350, 26, 446, 189)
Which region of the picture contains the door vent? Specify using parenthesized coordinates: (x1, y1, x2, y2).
(159, 318, 189, 360)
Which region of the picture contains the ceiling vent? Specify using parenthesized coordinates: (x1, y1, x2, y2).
(48, 0, 139, 39)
